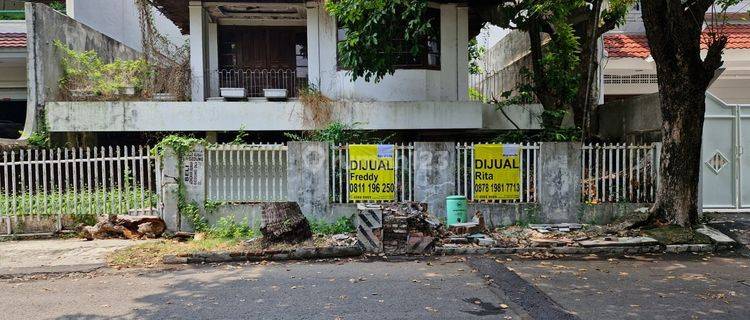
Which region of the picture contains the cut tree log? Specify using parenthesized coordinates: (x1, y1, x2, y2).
(82, 215, 166, 240)
(260, 202, 312, 243)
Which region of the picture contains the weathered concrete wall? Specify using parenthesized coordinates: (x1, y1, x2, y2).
(46, 100, 541, 132)
(287, 141, 330, 218)
(539, 142, 582, 223)
(414, 142, 455, 218)
(598, 93, 662, 143)
(23, 2, 141, 136)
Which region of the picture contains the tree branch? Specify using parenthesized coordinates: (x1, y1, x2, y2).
(702, 35, 728, 83)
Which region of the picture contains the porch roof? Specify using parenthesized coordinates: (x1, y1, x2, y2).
(151, 0, 480, 36)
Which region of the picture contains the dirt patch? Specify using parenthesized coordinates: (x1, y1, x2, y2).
(108, 234, 348, 269)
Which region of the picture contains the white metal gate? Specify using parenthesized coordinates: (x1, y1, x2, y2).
(702, 95, 749, 212)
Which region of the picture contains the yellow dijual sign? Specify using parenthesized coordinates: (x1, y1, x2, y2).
(348, 144, 396, 201)
(473, 144, 521, 200)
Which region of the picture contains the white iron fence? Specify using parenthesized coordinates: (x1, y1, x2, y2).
(205, 143, 288, 202)
(330, 144, 414, 203)
(0, 146, 158, 223)
(216, 68, 307, 98)
(455, 142, 541, 203)
(581, 143, 660, 203)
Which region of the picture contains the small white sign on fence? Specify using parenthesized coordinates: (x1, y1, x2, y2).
(183, 149, 204, 187)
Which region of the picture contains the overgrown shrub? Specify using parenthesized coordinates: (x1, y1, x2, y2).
(54, 40, 152, 100)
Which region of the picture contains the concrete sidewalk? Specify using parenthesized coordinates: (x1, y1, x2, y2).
(0, 238, 142, 277)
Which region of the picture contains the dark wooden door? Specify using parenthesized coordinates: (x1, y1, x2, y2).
(219, 26, 300, 70)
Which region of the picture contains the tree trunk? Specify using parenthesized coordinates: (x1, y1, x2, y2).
(260, 202, 313, 243)
(82, 215, 166, 240)
(649, 83, 707, 227)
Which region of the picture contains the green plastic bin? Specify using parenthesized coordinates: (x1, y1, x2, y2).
(446, 195, 468, 225)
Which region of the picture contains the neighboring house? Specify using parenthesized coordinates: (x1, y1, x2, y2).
(0, 0, 183, 141)
(602, 2, 750, 103)
(40, 0, 541, 142)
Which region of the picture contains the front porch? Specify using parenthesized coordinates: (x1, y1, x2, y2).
(191, 1, 310, 100)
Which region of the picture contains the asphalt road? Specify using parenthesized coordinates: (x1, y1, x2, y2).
(1, 253, 748, 320)
(0, 258, 525, 320)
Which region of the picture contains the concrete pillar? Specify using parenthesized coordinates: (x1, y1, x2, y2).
(207, 21, 219, 97)
(305, 2, 320, 89)
(160, 147, 181, 231)
(189, 1, 207, 102)
(159, 144, 206, 232)
(287, 141, 330, 219)
(456, 5, 469, 101)
(538, 142, 582, 223)
(180, 144, 207, 231)
(439, 4, 458, 101)
(414, 142, 456, 218)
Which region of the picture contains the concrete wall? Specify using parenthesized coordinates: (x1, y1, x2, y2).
(598, 93, 662, 143)
(23, 2, 141, 136)
(46, 100, 543, 132)
(66, 0, 184, 51)
(159, 141, 652, 232)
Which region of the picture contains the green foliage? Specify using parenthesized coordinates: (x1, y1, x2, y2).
(326, 0, 433, 82)
(0, 10, 24, 20)
(180, 201, 209, 232)
(49, 1, 66, 13)
(284, 121, 391, 144)
(54, 40, 151, 99)
(204, 200, 223, 215)
(310, 216, 355, 235)
(27, 113, 50, 148)
(229, 126, 249, 145)
(152, 134, 205, 157)
(208, 216, 257, 239)
(0, 187, 157, 216)
(468, 38, 486, 75)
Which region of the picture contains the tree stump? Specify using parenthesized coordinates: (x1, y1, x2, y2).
(260, 202, 312, 243)
(82, 215, 166, 240)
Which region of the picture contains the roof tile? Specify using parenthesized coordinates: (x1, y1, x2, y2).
(605, 24, 750, 58)
(0, 33, 26, 49)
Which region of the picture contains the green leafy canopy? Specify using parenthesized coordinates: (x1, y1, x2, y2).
(326, 0, 433, 82)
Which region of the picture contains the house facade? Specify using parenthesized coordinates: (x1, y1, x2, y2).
(602, 2, 750, 103)
(37, 0, 540, 141)
(0, 0, 182, 142)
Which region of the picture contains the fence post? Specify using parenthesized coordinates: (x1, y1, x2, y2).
(160, 147, 181, 232)
(414, 142, 456, 218)
(539, 142, 582, 223)
(180, 145, 207, 231)
(287, 141, 330, 220)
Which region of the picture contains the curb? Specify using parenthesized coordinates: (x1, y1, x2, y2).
(163, 246, 364, 264)
(434, 243, 726, 256)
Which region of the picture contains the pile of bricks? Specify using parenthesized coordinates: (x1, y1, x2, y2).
(356, 203, 441, 254)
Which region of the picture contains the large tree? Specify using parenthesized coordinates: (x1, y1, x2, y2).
(327, 0, 632, 136)
(640, 0, 739, 227)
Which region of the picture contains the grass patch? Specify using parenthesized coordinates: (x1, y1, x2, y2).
(310, 216, 354, 235)
(108, 238, 246, 268)
(643, 225, 712, 245)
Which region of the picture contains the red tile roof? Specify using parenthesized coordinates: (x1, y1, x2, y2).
(604, 34, 650, 58)
(605, 24, 750, 58)
(0, 33, 26, 49)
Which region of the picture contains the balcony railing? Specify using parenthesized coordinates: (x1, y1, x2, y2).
(216, 68, 307, 98)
